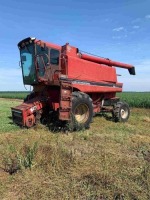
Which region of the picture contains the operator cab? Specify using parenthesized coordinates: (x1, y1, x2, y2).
(18, 37, 60, 85)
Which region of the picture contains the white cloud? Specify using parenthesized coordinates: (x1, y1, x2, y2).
(112, 36, 121, 39)
(133, 25, 139, 29)
(131, 15, 150, 24)
(145, 15, 150, 19)
(112, 35, 127, 40)
(131, 18, 141, 23)
(113, 27, 124, 32)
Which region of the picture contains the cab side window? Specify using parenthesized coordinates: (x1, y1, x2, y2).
(50, 49, 59, 65)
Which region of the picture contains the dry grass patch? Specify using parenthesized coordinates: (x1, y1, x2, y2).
(0, 99, 150, 199)
(142, 116, 150, 123)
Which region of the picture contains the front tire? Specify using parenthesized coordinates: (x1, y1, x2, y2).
(113, 102, 130, 122)
(70, 92, 93, 130)
(24, 92, 35, 102)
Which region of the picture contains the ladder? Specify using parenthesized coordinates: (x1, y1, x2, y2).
(59, 81, 72, 120)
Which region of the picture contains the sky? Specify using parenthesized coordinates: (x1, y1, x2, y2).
(0, 0, 150, 91)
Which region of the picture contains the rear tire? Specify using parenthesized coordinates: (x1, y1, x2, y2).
(113, 102, 130, 122)
(70, 92, 93, 130)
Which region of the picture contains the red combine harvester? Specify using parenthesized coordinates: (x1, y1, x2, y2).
(11, 37, 135, 129)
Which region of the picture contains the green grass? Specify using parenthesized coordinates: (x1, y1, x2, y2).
(0, 91, 29, 99)
(0, 99, 21, 133)
(118, 92, 150, 108)
(0, 99, 150, 199)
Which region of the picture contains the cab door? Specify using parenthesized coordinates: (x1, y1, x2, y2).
(35, 45, 60, 84)
(49, 48, 60, 82)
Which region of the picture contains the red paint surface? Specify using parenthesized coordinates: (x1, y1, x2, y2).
(72, 84, 122, 93)
(67, 56, 117, 83)
(79, 53, 133, 69)
(35, 39, 61, 50)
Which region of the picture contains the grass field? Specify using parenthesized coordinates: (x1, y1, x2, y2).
(0, 91, 29, 99)
(0, 91, 150, 108)
(118, 92, 150, 108)
(0, 98, 150, 199)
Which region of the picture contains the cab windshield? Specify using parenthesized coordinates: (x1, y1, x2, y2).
(20, 41, 59, 85)
(20, 44, 37, 85)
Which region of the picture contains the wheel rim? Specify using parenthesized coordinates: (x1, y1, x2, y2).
(74, 103, 89, 123)
(120, 108, 128, 119)
(25, 115, 35, 128)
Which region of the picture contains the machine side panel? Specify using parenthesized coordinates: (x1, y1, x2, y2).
(72, 83, 122, 93)
(67, 56, 117, 83)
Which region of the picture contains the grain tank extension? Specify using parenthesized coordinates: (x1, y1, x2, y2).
(11, 37, 135, 129)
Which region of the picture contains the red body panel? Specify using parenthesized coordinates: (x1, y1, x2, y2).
(67, 57, 117, 83)
(79, 53, 133, 69)
(11, 97, 46, 127)
(61, 44, 123, 93)
(34, 39, 61, 50)
(72, 84, 122, 93)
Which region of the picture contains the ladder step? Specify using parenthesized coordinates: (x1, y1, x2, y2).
(59, 81, 72, 120)
(61, 97, 71, 101)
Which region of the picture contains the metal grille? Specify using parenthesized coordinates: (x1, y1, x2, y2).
(12, 110, 23, 125)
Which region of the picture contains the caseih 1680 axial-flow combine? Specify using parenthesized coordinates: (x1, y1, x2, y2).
(11, 37, 135, 129)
